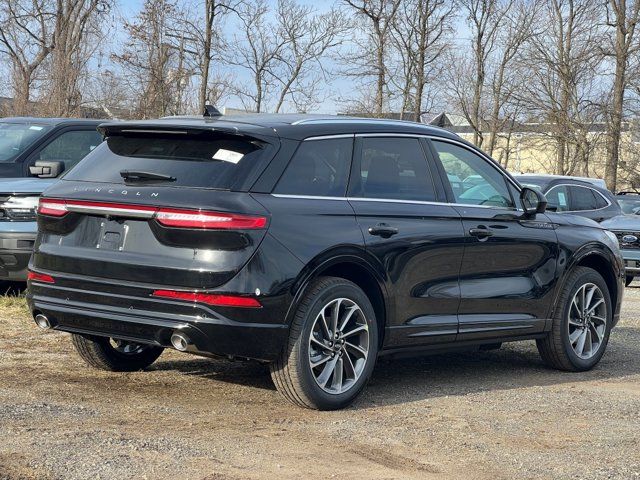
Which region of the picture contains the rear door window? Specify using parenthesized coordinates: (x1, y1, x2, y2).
(273, 137, 352, 196)
(349, 137, 437, 201)
(592, 191, 609, 209)
(64, 132, 274, 190)
(569, 186, 597, 211)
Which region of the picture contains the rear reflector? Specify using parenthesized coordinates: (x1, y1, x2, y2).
(27, 271, 55, 283)
(37, 198, 267, 230)
(151, 290, 262, 308)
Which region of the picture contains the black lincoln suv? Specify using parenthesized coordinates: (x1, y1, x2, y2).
(27, 115, 625, 410)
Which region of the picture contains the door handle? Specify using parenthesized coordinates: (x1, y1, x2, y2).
(469, 227, 493, 240)
(368, 223, 399, 238)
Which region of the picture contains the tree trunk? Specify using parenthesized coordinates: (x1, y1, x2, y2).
(606, 31, 627, 191)
(199, 0, 214, 112)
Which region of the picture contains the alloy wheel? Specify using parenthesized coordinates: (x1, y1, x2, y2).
(308, 298, 370, 395)
(567, 283, 607, 360)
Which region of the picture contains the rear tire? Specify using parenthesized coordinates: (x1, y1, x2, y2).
(71, 334, 163, 372)
(626, 275, 634, 287)
(270, 277, 378, 410)
(537, 267, 612, 372)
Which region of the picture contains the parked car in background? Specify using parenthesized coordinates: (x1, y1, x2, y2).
(516, 173, 607, 189)
(28, 114, 624, 410)
(513, 175, 622, 222)
(615, 191, 640, 215)
(602, 213, 640, 287)
(0, 118, 104, 281)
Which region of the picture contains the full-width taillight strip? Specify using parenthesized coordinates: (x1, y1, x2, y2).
(151, 289, 262, 308)
(37, 198, 268, 230)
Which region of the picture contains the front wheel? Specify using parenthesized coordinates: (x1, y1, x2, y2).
(537, 267, 612, 371)
(270, 277, 378, 410)
(71, 334, 163, 372)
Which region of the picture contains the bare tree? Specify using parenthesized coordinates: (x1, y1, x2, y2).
(390, 0, 454, 121)
(450, 0, 512, 147)
(225, 0, 287, 112)
(179, 0, 237, 112)
(343, 0, 401, 116)
(47, 0, 111, 116)
(484, 0, 539, 157)
(113, 0, 187, 118)
(0, 0, 54, 115)
(518, 0, 605, 175)
(603, 0, 640, 190)
(274, 0, 348, 112)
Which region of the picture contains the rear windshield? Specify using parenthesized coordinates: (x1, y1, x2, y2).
(64, 132, 274, 190)
(0, 122, 53, 162)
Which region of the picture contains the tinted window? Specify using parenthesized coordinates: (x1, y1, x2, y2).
(593, 191, 609, 209)
(38, 130, 103, 169)
(274, 138, 352, 196)
(569, 186, 597, 211)
(0, 122, 52, 162)
(65, 132, 272, 190)
(618, 197, 640, 214)
(350, 137, 436, 201)
(546, 185, 570, 212)
(432, 140, 514, 208)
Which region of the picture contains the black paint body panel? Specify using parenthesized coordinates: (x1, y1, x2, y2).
(27, 115, 625, 361)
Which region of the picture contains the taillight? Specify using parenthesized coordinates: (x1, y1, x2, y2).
(155, 208, 267, 230)
(37, 198, 267, 230)
(151, 290, 262, 308)
(38, 198, 68, 217)
(27, 271, 55, 283)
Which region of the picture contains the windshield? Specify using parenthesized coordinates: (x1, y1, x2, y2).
(617, 197, 640, 215)
(0, 122, 53, 162)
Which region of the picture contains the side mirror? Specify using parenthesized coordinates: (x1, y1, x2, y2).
(29, 160, 64, 178)
(520, 187, 547, 215)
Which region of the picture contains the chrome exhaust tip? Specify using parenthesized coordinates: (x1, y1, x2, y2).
(170, 332, 190, 351)
(35, 313, 51, 330)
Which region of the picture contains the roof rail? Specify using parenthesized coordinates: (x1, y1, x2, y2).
(291, 117, 430, 127)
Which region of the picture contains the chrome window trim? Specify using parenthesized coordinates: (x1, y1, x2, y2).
(274, 133, 523, 212)
(270, 194, 518, 211)
(546, 183, 612, 213)
(271, 194, 349, 201)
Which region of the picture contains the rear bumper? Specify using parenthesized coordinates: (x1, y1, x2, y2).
(0, 227, 36, 280)
(27, 275, 290, 362)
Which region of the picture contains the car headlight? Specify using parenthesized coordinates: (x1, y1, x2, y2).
(0, 195, 40, 220)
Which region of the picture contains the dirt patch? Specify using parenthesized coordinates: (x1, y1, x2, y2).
(1, 285, 640, 479)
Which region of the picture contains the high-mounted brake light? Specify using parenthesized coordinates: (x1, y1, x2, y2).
(151, 289, 262, 308)
(155, 208, 267, 230)
(38, 198, 68, 217)
(27, 271, 55, 283)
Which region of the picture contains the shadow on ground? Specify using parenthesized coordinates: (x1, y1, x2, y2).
(148, 323, 640, 409)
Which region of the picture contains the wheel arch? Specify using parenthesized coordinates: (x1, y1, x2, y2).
(553, 247, 621, 319)
(286, 251, 390, 348)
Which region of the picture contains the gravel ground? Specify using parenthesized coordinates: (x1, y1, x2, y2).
(1, 283, 640, 479)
